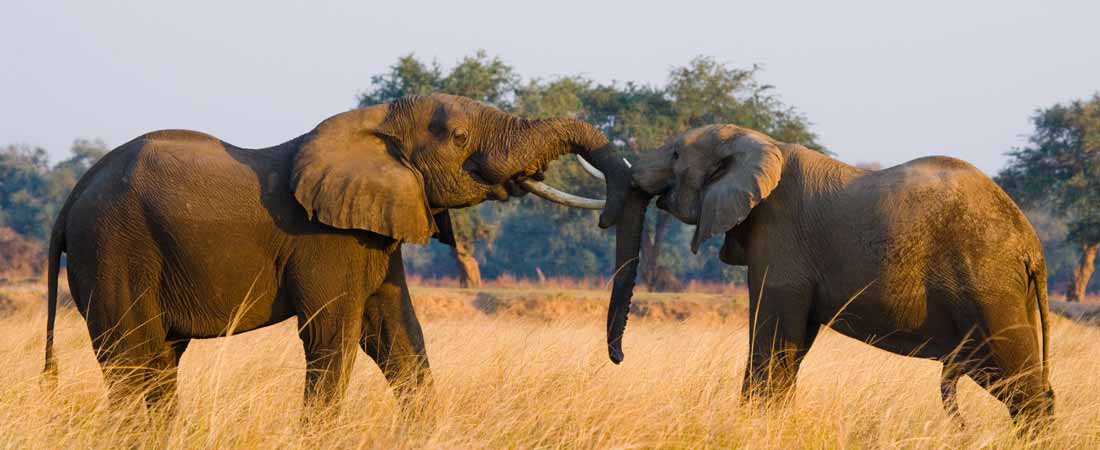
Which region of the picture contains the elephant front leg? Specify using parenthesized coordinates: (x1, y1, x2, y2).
(299, 317, 362, 415)
(741, 281, 817, 406)
(361, 249, 433, 400)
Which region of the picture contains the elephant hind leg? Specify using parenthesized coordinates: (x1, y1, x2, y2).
(94, 327, 184, 414)
(940, 363, 964, 425)
(141, 339, 190, 414)
(965, 316, 1054, 435)
(82, 277, 182, 415)
(968, 363, 1053, 435)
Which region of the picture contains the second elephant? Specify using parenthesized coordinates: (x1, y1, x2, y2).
(602, 124, 1054, 431)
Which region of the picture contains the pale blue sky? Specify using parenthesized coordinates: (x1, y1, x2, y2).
(2, 0, 1097, 173)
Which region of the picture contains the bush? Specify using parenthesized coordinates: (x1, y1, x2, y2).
(0, 227, 44, 281)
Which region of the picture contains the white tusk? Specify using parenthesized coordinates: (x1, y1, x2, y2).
(577, 156, 606, 181)
(520, 179, 606, 210)
(623, 157, 632, 168)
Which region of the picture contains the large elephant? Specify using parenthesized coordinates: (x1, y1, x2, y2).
(601, 124, 1054, 429)
(41, 94, 631, 412)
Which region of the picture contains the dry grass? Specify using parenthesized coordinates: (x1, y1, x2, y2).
(1, 287, 1099, 449)
(406, 274, 748, 296)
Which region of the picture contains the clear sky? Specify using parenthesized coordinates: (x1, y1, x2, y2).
(2, 0, 1097, 174)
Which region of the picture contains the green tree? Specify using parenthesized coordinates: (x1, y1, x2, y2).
(0, 139, 107, 277)
(483, 78, 614, 279)
(640, 57, 822, 289)
(0, 144, 52, 241)
(356, 54, 823, 286)
(358, 50, 518, 287)
(997, 93, 1100, 302)
(488, 58, 823, 286)
(0, 139, 108, 242)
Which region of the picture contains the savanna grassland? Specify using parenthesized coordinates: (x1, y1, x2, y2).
(1, 282, 1099, 449)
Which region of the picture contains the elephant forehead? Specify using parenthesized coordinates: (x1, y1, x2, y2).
(429, 94, 484, 116)
(677, 124, 738, 147)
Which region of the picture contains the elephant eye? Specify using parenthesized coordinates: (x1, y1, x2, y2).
(452, 128, 469, 148)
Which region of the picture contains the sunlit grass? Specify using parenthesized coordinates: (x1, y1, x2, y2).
(1, 288, 1098, 449)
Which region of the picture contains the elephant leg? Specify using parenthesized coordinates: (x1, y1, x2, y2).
(965, 312, 1053, 434)
(82, 275, 179, 413)
(361, 249, 432, 400)
(170, 339, 190, 366)
(297, 312, 363, 414)
(142, 338, 191, 415)
(740, 275, 816, 406)
(940, 363, 964, 425)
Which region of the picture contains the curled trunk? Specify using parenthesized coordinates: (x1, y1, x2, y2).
(469, 108, 643, 362)
(476, 115, 608, 183)
(477, 113, 632, 226)
(606, 186, 652, 363)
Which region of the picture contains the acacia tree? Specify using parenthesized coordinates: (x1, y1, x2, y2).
(997, 94, 1100, 302)
(358, 51, 517, 287)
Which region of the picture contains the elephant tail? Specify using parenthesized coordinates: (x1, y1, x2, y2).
(1029, 258, 1051, 392)
(42, 209, 66, 389)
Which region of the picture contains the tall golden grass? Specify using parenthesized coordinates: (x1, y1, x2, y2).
(1, 288, 1098, 449)
(405, 274, 748, 296)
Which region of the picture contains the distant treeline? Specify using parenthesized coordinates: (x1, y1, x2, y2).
(0, 140, 105, 279)
(1, 52, 1097, 298)
(358, 52, 823, 290)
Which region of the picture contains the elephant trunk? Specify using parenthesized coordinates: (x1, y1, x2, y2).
(476, 114, 632, 225)
(606, 185, 651, 363)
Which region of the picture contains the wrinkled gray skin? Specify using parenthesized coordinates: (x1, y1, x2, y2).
(41, 94, 632, 415)
(605, 124, 1054, 431)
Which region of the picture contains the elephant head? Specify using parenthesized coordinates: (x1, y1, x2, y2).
(604, 124, 785, 363)
(292, 94, 633, 244)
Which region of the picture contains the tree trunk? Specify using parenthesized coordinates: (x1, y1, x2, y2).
(1067, 242, 1099, 303)
(640, 212, 672, 290)
(452, 240, 482, 288)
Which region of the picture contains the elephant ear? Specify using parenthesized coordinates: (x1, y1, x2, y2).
(291, 106, 436, 244)
(691, 131, 784, 253)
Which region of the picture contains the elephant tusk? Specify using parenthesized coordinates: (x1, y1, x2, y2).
(577, 155, 606, 181)
(520, 179, 606, 210)
(623, 157, 632, 168)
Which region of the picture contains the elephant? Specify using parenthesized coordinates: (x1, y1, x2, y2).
(599, 124, 1054, 430)
(41, 94, 632, 414)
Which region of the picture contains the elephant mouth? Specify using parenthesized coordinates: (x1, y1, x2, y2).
(466, 167, 496, 186)
(469, 158, 612, 210)
(517, 157, 616, 210)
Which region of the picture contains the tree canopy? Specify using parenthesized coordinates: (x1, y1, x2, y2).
(0, 140, 107, 279)
(997, 94, 1100, 300)
(357, 51, 823, 284)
